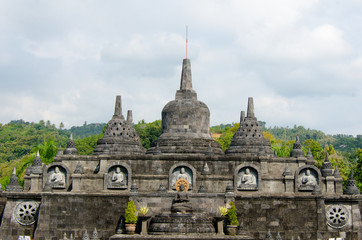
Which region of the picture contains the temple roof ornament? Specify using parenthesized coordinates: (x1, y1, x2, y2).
(64, 133, 79, 155)
(282, 164, 293, 177)
(226, 98, 273, 156)
(146, 58, 223, 155)
(334, 166, 342, 178)
(290, 136, 304, 158)
(93, 95, 145, 155)
(306, 148, 314, 161)
(343, 170, 360, 195)
(5, 167, 23, 192)
(321, 153, 333, 177)
(31, 149, 43, 174)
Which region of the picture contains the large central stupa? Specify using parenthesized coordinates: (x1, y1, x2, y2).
(147, 58, 223, 155)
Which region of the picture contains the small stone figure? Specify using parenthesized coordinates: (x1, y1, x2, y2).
(301, 169, 316, 186)
(82, 230, 90, 240)
(177, 167, 191, 182)
(171, 184, 193, 213)
(49, 167, 65, 186)
(111, 167, 125, 185)
(238, 168, 257, 190)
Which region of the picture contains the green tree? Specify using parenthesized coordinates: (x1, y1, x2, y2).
(134, 120, 162, 149)
(215, 123, 239, 151)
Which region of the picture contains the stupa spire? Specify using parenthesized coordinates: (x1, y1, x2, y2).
(247, 97, 255, 118)
(127, 110, 133, 124)
(113, 95, 123, 119)
(180, 59, 193, 91)
(240, 111, 245, 124)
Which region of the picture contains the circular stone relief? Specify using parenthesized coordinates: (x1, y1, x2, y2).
(326, 205, 349, 229)
(14, 201, 39, 225)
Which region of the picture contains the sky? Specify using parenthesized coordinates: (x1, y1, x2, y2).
(0, 0, 361, 135)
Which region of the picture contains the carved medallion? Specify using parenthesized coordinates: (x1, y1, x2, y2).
(13, 201, 39, 226)
(175, 178, 190, 191)
(326, 204, 349, 229)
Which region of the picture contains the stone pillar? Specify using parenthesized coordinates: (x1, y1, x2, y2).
(23, 175, 31, 191)
(334, 178, 343, 194)
(30, 174, 43, 192)
(140, 217, 151, 235)
(72, 174, 82, 192)
(325, 176, 335, 193)
(215, 217, 225, 235)
(284, 176, 294, 193)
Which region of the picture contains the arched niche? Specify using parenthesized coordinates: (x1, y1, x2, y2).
(44, 163, 70, 190)
(104, 162, 131, 190)
(234, 163, 261, 191)
(169, 163, 196, 191)
(295, 165, 321, 192)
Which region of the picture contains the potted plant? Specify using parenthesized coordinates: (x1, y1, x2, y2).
(125, 200, 138, 234)
(215, 206, 228, 235)
(226, 201, 239, 235)
(138, 206, 150, 235)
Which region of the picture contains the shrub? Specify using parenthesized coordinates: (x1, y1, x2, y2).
(227, 201, 239, 226)
(125, 200, 137, 224)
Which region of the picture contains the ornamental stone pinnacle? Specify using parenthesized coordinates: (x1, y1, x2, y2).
(64, 133, 79, 155)
(226, 97, 273, 157)
(343, 170, 360, 195)
(31, 149, 43, 174)
(290, 136, 304, 158)
(93, 95, 145, 155)
(321, 153, 333, 177)
(146, 58, 223, 155)
(5, 167, 23, 192)
(82, 230, 90, 240)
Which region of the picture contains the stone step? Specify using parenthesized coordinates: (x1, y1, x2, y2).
(109, 234, 254, 240)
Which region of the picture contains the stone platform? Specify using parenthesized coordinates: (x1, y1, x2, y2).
(109, 234, 254, 240)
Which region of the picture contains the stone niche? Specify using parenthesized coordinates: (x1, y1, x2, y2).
(296, 166, 321, 192)
(235, 166, 259, 191)
(104, 163, 131, 190)
(44, 164, 69, 190)
(169, 164, 195, 191)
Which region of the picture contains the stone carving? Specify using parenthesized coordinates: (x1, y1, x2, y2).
(343, 170, 360, 195)
(107, 166, 128, 189)
(91, 228, 100, 240)
(63, 134, 78, 155)
(31, 150, 43, 174)
(326, 205, 349, 229)
(74, 161, 84, 174)
(201, 162, 210, 175)
(175, 178, 190, 192)
(48, 166, 66, 188)
(5, 167, 23, 192)
(321, 153, 333, 177)
(82, 230, 90, 240)
(171, 182, 193, 213)
(130, 180, 138, 192)
(13, 201, 39, 225)
(282, 164, 292, 177)
(226, 181, 234, 193)
(298, 169, 318, 191)
(171, 167, 193, 189)
(290, 136, 304, 158)
(238, 168, 258, 190)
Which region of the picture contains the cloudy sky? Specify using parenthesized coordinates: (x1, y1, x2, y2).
(0, 0, 361, 135)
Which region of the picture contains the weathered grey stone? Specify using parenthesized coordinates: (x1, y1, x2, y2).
(25, 163, 32, 176)
(226, 181, 234, 193)
(56, 145, 63, 156)
(312, 184, 322, 195)
(321, 153, 333, 177)
(63, 232, 68, 240)
(282, 164, 292, 177)
(334, 166, 342, 178)
(198, 182, 207, 193)
(306, 148, 314, 161)
(226, 98, 273, 156)
(93, 96, 145, 155)
(146, 59, 223, 155)
(344, 170, 360, 195)
(74, 161, 84, 174)
(31, 149, 43, 174)
(64, 133, 79, 155)
(130, 180, 138, 193)
(265, 229, 274, 240)
(5, 167, 23, 192)
(82, 230, 90, 240)
(275, 232, 282, 240)
(157, 183, 167, 192)
(90, 227, 100, 240)
(290, 136, 304, 158)
(201, 162, 210, 175)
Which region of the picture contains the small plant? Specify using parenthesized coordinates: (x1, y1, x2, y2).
(125, 200, 138, 224)
(139, 206, 149, 216)
(227, 201, 239, 226)
(218, 206, 228, 217)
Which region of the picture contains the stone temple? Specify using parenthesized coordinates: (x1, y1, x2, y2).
(0, 58, 361, 240)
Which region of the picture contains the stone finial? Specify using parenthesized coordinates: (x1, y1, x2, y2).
(202, 162, 210, 175)
(74, 161, 84, 174)
(240, 111, 245, 123)
(290, 136, 304, 158)
(306, 148, 314, 160)
(321, 153, 333, 177)
(5, 167, 23, 192)
(32, 149, 43, 174)
(130, 180, 138, 193)
(113, 95, 123, 119)
(246, 97, 255, 119)
(64, 133, 79, 155)
(265, 229, 274, 240)
(90, 228, 100, 240)
(126, 110, 133, 124)
(282, 164, 292, 177)
(334, 166, 342, 178)
(69, 234, 74, 240)
(82, 230, 90, 240)
(56, 145, 63, 156)
(180, 58, 193, 91)
(225, 182, 234, 193)
(155, 165, 163, 174)
(343, 170, 360, 195)
(312, 184, 322, 195)
(205, 144, 213, 156)
(275, 232, 282, 240)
